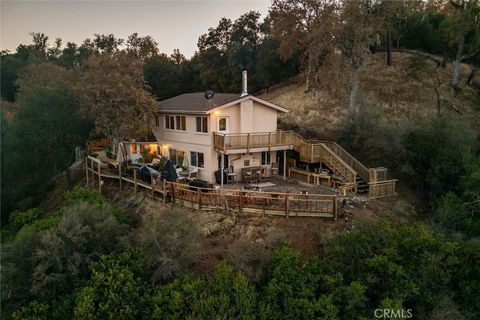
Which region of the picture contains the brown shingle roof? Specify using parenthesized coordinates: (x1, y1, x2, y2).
(157, 92, 242, 114)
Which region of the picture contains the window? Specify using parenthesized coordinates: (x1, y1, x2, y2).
(169, 149, 185, 167)
(155, 114, 159, 127)
(190, 151, 205, 168)
(165, 115, 186, 131)
(261, 151, 271, 165)
(244, 159, 250, 167)
(176, 115, 186, 131)
(196, 116, 208, 133)
(218, 117, 228, 132)
(131, 144, 137, 154)
(165, 115, 174, 130)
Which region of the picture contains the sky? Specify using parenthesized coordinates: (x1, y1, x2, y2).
(1, 0, 271, 57)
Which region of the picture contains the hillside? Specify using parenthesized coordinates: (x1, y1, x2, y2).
(259, 52, 480, 139)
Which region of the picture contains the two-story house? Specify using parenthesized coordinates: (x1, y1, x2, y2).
(151, 72, 293, 184)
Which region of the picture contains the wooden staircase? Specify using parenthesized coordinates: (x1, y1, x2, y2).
(292, 135, 396, 197)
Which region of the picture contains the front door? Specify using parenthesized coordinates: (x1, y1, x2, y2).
(218, 117, 229, 133)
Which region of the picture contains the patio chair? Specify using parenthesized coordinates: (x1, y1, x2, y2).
(254, 167, 263, 183)
(176, 167, 186, 183)
(271, 162, 279, 178)
(260, 167, 267, 182)
(226, 166, 237, 183)
(186, 167, 198, 183)
(243, 169, 253, 184)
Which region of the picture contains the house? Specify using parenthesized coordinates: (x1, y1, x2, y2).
(150, 71, 292, 184)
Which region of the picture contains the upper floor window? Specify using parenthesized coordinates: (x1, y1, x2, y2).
(176, 115, 186, 131)
(196, 116, 208, 133)
(165, 115, 174, 130)
(165, 115, 186, 131)
(155, 114, 160, 127)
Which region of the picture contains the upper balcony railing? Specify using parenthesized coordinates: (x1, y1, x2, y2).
(213, 130, 299, 152)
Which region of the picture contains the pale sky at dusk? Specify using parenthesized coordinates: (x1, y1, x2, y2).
(1, 0, 271, 57)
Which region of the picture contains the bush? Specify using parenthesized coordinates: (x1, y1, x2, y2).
(403, 117, 478, 202)
(135, 209, 202, 282)
(152, 263, 256, 320)
(74, 249, 151, 320)
(14, 209, 64, 241)
(152, 276, 204, 320)
(63, 187, 131, 224)
(1, 230, 42, 318)
(1, 208, 42, 242)
(63, 187, 104, 206)
(259, 246, 328, 320)
(337, 105, 406, 169)
(31, 202, 129, 297)
(11, 300, 49, 320)
(324, 219, 460, 318)
(226, 238, 270, 283)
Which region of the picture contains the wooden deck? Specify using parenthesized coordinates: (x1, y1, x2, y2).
(213, 131, 397, 199)
(85, 156, 338, 218)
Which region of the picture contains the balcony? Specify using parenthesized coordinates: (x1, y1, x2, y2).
(213, 130, 300, 153)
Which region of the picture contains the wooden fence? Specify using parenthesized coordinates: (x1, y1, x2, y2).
(85, 156, 338, 218)
(368, 180, 397, 199)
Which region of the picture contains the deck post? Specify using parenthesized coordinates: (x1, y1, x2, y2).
(247, 133, 250, 153)
(133, 169, 137, 195)
(198, 189, 202, 210)
(85, 159, 89, 187)
(118, 163, 122, 190)
(151, 175, 154, 198)
(283, 149, 287, 180)
(268, 132, 271, 150)
(334, 196, 337, 220)
(97, 162, 101, 193)
(163, 180, 167, 206)
(285, 194, 289, 218)
(239, 191, 243, 215)
(91, 158, 94, 185)
(220, 153, 224, 187)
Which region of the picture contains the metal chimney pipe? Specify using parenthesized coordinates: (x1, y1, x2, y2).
(241, 70, 248, 97)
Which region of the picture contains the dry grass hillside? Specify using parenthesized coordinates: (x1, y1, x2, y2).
(259, 52, 480, 139)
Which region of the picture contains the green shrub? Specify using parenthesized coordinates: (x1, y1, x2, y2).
(63, 187, 104, 206)
(31, 202, 129, 296)
(135, 209, 202, 282)
(74, 249, 151, 320)
(1, 208, 42, 242)
(11, 300, 49, 320)
(14, 209, 64, 241)
(152, 276, 204, 320)
(8, 208, 42, 233)
(152, 263, 256, 320)
(259, 246, 326, 320)
(64, 187, 131, 224)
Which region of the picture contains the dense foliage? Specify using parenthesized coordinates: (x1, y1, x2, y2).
(2, 189, 478, 319)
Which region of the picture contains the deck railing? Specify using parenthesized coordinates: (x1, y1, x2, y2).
(85, 156, 337, 218)
(213, 130, 295, 152)
(368, 180, 397, 199)
(319, 141, 370, 182)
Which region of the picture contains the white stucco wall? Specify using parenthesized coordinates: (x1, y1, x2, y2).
(152, 97, 282, 183)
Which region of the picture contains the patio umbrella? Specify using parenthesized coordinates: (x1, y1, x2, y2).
(182, 153, 189, 168)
